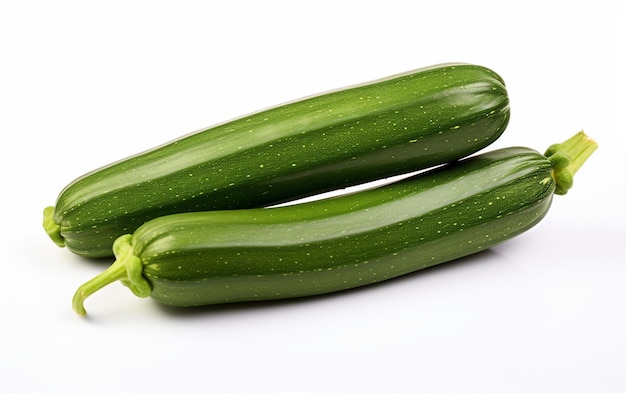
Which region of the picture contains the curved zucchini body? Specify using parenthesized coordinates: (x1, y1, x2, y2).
(45, 63, 510, 257)
(72, 132, 597, 315)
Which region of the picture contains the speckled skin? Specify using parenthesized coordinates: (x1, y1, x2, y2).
(126, 147, 554, 307)
(48, 63, 510, 257)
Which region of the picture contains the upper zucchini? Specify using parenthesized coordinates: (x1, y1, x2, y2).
(44, 63, 510, 257)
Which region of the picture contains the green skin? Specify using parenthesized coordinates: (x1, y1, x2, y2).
(72, 132, 597, 315)
(45, 63, 510, 258)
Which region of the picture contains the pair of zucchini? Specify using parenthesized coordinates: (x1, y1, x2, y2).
(42, 64, 597, 316)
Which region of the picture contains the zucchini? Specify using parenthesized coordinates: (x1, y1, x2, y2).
(44, 63, 510, 258)
(72, 132, 597, 315)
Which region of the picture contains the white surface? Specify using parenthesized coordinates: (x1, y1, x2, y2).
(2, 1, 624, 392)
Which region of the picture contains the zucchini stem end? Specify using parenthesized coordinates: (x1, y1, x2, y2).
(43, 206, 65, 248)
(545, 131, 598, 195)
(72, 234, 151, 316)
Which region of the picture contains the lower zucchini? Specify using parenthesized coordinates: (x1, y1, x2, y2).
(72, 132, 597, 315)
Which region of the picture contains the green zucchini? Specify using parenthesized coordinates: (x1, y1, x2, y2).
(44, 63, 510, 258)
(72, 132, 597, 315)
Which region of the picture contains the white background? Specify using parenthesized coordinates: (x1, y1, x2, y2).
(2, 1, 624, 392)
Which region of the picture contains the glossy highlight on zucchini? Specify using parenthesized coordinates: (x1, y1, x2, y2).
(44, 63, 510, 258)
(72, 132, 597, 315)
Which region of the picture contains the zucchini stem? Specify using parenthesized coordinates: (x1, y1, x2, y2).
(72, 234, 151, 315)
(545, 131, 598, 195)
(43, 206, 64, 248)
